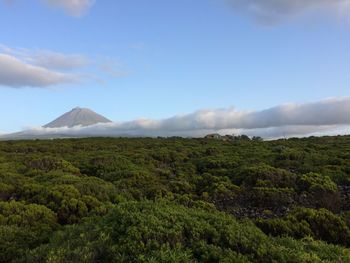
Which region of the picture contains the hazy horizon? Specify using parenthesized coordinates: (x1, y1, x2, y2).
(1, 97, 350, 139)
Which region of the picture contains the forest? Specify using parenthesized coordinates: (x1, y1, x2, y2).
(1, 135, 350, 262)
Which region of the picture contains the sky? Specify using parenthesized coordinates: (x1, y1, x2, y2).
(1, 0, 350, 137)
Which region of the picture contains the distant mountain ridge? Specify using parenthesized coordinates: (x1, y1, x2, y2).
(44, 107, 112, 128)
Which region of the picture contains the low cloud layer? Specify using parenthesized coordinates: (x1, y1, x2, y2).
(227, 0, 350, 23)
(4, 97, 350, 139)
(42, 0, 95, 17)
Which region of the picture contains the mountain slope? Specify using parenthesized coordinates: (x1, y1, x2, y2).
(44, 107, 112, 128)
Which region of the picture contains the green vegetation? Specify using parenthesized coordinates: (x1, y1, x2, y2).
(1, 136, 350, 262)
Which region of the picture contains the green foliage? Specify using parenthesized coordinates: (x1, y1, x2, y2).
(235, 164, 297, 189)
(248, 187, 295, 208)
(297, 173, 341, 211)
(26, 201, 350, 263)
(0, 182, 15, 200)
(298, 172, 337, 193)
(0, 136, 349, 262)
(19, 183, 109, 224)
(0, 201, 58, 262)
(195, 173, 240, 202)
(257, 207, 350, 246)
(24, 156, 80, 176)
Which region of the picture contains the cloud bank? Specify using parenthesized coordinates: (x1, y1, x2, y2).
(227, 0, 350, 23)
(4, 97, 350, 139)
(42, 0, 95, 17)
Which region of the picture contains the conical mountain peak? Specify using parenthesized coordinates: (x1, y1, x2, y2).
(44, 107, 112, 128)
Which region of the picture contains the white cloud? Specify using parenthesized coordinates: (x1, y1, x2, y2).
(30, 51, 89, 70)
(129, 42, 145, 51)
(0, 46, 89, 71)
(4, 97, 350, 139)
(2, 0, 95, 17)
(0, 54, 79, 88)
(226, 0, 350, 23)
(98, 60, 130, 78)
(0, 44, 128, 88)
(2, 0, 14, 5)
(42, 0, 95, 17)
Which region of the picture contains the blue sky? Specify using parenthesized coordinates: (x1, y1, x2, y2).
(1, 0, 350, 135)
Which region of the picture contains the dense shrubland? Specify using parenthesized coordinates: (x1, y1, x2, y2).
(1, 136, 350, 262)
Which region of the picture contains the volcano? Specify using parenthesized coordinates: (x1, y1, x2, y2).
(44, 107, 112, 128)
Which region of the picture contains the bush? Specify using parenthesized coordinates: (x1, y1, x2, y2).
(257, 207, 350, 246)
(0, 201, 58, 262)
(26, 201, 350, 263)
